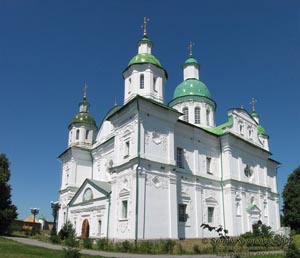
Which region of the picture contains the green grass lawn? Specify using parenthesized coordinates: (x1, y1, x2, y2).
(0, 236, 286, 258)
(0, 237, 101, 258)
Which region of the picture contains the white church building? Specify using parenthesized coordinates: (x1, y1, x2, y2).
(56, 24, 280, 240)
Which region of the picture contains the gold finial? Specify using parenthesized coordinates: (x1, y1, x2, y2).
(142, 17, 150, 36)
(250, 97, 257, 112)
(83, 83, 88, 99)
(188, 41, 194, 57)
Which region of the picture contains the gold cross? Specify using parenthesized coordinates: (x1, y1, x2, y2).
(250, 97, 257, 112)
(188, 41, 194, 57)
(142, 17, 150, 36)
(83, 83, 88, 99)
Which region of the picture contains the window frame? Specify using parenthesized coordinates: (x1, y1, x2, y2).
(124, 140, 130, 158)
(140, 74, 144, 89)
(121, 200, 128, 220)
(206, 157, 212, 174)
(182, 107, 189, 122)
(176, 147, 184, 168)
(206, 109, 210, 126)
(194, 107, 200, 124)
(178, 203, 187, 222)
(207, 206, 215, 223)
(76, 129, 80, 140)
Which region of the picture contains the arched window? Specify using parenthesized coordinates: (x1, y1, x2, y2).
(140, 74, 144, 89)
(85, 130, 89, 140)
(76, 129, 80, 140)
(128, 78, 131, 93)
(153, 77, 157, 92)
(183, 107, 189, 122)
(195, 107, 200, 124)
(206, 109, 210, 126)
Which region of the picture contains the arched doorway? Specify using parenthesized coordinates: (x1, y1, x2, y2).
(81, 219, 90, 239)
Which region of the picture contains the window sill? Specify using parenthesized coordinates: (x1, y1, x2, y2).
(118, 218, 128, 222)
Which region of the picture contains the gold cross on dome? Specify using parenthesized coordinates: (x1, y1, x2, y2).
(250, 97, 257, 112)
(188, 41, 194, 57)
(83, 83, 88, 99)
(142, 17, 150, 36)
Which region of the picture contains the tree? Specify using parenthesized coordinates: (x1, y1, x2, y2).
(0, 154, 18, 235)
(282, 166, 300, 232)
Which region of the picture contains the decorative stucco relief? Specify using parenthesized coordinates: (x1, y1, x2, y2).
(146, 174, 168, 189)
(145, 131, 167, 152)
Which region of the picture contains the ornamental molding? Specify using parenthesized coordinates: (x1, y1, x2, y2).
(146, 174, 168, 189)
(118, 221, 129, 233)
(145, 130, 168, 151)
(70, 205, 104, 214)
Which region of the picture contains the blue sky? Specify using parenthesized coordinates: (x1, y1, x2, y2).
(1, 0, 299, 221)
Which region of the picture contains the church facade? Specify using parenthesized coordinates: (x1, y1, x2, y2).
(56, 27, 280, 240)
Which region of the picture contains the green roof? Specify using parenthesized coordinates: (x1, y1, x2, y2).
(257, 124, 266, 135)
(184, 57, 199, 65)
(70, 112, 97, 128)
(138, 35, 152, 44)
(206, 116, 233, 135)
(128, 53, 162, 67)
(101, 105, 122, 124)
(38, 215, 46, 221)
(251, 111, 266, 135)
(251, 111, 259, 118)
(79, 98, 90, 107)
(173, 79, 211, 99)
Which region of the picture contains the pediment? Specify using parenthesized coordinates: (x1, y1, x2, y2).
(119, 188, 130, 197)
(69, 179, 111, 207)
(247, 204, 261, 214)
(205, 197, 218, 204)
(181, 191, 191, 200)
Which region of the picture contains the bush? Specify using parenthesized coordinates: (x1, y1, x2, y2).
(63, 247, 81, 258)
(97, 238, 110, 251)
(50, 235, 61, 244)
(59, 221, 76, 240)
(138, 241, 154, 254)
(65, 236, 79, 248)
(159, 239, 176, 254)
(286, 242, 300, 258)
(193, 244, 201, 254)
(121, 240, 133, 252)
(173, 243, 185, 254)
(82, 237, 93, 249)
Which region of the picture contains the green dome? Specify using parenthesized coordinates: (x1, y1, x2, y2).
(257, 124, 266, 135)
(103, 105, 122, 121)
(70, 112, 97, 128)
(173, 79, 211, 99)
(128, 53, 162, 68)
(184, 57, 199, 65)
(251, 111, 259, 118)
(138, 35, 152, 44)
(38, 215, 46, 221)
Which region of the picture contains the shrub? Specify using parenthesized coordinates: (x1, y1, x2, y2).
(63, 247, 81, 258)
(193, 244, 201, 254)
(65, 236, 79, 248)
(120, 240, 133, 252)
(173, 243, 185, 254)
(59, 221, 76, 240)
(82, 237, 93, 249)
(97, 238, 110, 251)
(50, 234, 61, 244)
(138, 241, 154, 254)
(286, 242, 300, 258)
(159, 239, 176, 254)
